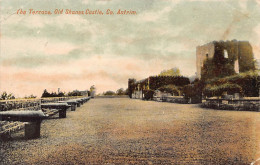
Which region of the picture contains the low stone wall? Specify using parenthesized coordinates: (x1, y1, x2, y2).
(132, 94, 259, 111)
(201, 97, 260, 111)
(0, 99, 41, 111)
(0, 96, 84, 111)
(153, 96, 188, 104)
(95, 95, 129, 99)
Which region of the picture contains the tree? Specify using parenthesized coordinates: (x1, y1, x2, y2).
(41, 89, 51, 98)
(124, 88, 129, 95)
(1, 91, 8, 100)
(104, 91, 115, 95)
(158, 67, 181, 76)
(0, 91, 15, 100)
(116, 88, 125, 95)
(68, 90, 82, 96)
(42, 89, 66, 97)
(57, 92, 65, 97)
(51, 92, 58, 97)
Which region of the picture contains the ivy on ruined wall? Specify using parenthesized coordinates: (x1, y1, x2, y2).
(148, 76, 190, 90)
(201, 40, 256, 81)
(203, 83, 243, 97)
(128, 78, 136, 98)
(205, 71, 259, 97)
(183, 79, 205, 100)
(201, 58, 235, 80)
(158, 84, 180, 96)
(237, 42, 256, 72)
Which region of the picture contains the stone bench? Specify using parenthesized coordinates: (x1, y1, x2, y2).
(0, 110, 48, 139)
(69, 99, 83, 107)
(81, 97, 90, 103)
(78, 97, 91, 104)
(75, 98, 84, 105)
(58, 100, 78, 111)
(41, 103, 71, 118)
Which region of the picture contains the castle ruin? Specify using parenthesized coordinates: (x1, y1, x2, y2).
(196, 40, 255, 79)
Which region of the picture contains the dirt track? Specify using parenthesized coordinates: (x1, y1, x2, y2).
(1, 98, 259, 164)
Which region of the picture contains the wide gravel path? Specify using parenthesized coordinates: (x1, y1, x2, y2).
(1, 98, 259, 164)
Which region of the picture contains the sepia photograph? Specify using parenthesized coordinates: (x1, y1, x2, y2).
(0, 0, 260, 164)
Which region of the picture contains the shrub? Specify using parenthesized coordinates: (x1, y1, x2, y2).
(205, 71, 259, 97)
(149, 76, 190, 90)
(158, 85, 180, 96)
(104, 91, 115, 96)
(203, 83, 242, 97)
(183, 79, 204, 103)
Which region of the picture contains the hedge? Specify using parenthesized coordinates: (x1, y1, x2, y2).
(158, 85, 180, 96)
(149, 76, 190, 90)
(203, 83, 242, 97)
(205, 71, 259, 97)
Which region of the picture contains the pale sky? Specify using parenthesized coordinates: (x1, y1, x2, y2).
(1, 0, 260, 97)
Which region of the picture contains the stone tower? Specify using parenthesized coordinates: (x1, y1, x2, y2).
(196, 40, 255, 79)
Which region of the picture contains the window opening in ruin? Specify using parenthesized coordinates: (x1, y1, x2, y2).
(224, 50, 228, 58)
(206, 54, 208, 58)
(234, 60, 239, 73)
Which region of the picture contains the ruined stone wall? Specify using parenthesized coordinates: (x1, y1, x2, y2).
(237, 41, 255, 72)
(197, 40, 256, 80)
(196, 42, 215, 79)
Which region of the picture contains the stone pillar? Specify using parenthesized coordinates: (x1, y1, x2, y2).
(59, 109, 66, 118)
(71, 104, 76, 111)
(25, 122, 41, 139)
(0, 132, 11, 140)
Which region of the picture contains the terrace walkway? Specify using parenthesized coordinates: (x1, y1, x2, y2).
(1, 98, 260, 164)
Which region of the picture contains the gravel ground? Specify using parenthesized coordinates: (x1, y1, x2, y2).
(0, 98, 259, 164)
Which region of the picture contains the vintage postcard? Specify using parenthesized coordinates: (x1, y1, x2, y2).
(0, 0, 260, 164)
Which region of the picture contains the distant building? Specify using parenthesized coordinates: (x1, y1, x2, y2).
(128, 78, 147, 99)
(90, 85, 96, 98)
(79, 90, 89, 96)
(196, 40, 256, 79)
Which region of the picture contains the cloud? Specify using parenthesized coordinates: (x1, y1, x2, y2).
(1, 48, 93, 68)
(137, 5, 173, 22)
(0, 54, 196, 96)
(2, 37, 77, 57)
